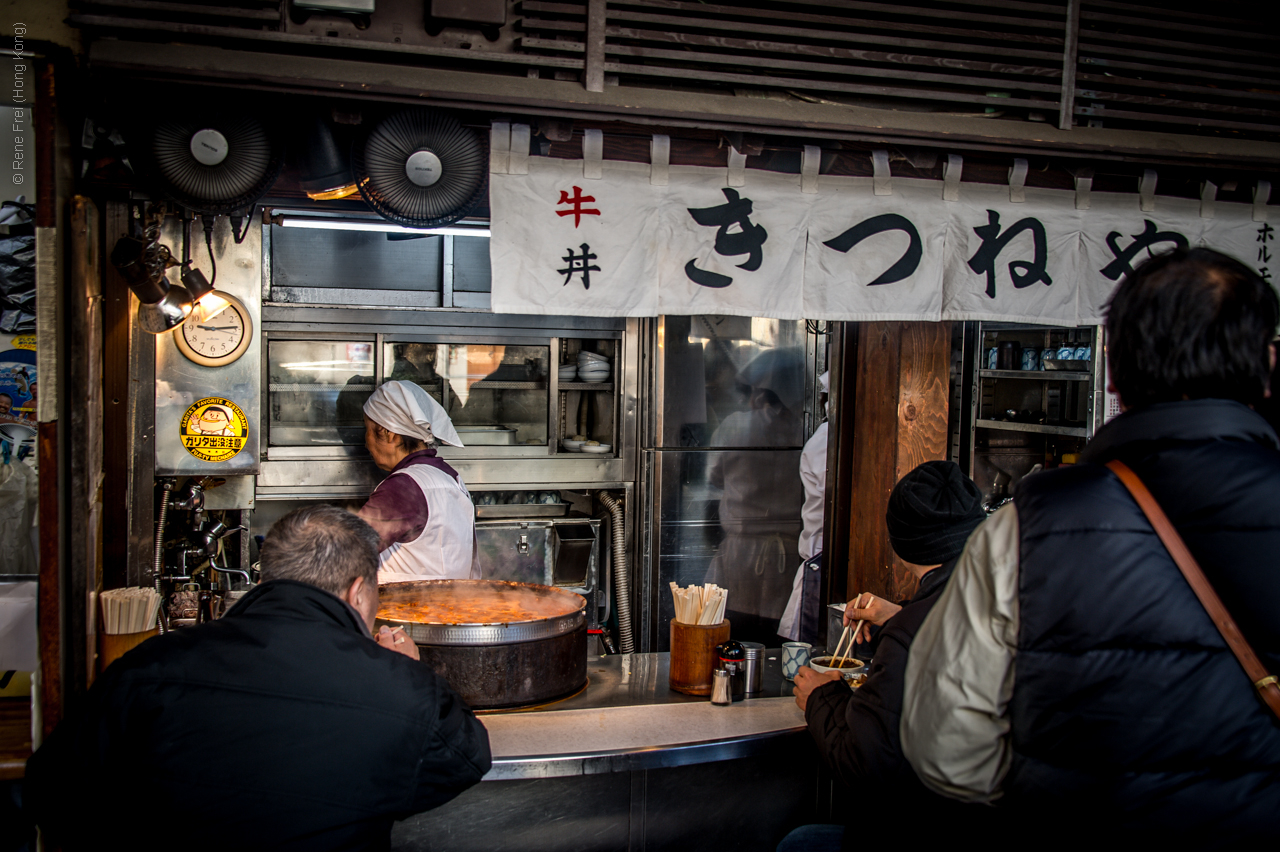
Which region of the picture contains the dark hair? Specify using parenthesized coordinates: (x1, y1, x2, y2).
(1105, 247, 1278, 409)
(259, 505, 379, 596)
(391, 431, 428, 452)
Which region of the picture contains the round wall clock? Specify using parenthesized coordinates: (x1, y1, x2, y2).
(174, 291, 253, 368)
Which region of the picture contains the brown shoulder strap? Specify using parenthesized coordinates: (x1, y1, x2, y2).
(1106, 459, 1280, 720)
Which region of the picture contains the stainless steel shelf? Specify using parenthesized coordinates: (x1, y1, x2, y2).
(470, 380, 547, 390)
(976, 419, 1088, 437)
(979, 369, 1092, 381)
(268, 382, 372, 392)
(559, 382, 614, 390)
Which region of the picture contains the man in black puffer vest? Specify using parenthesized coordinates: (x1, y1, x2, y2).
(23, 505, 492, 851)
(901, 248, 1280, 848)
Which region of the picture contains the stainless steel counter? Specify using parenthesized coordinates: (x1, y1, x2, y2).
(392, 651, 820, 852)
(478, 652, 806, 781)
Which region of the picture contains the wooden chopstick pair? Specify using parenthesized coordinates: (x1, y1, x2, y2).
(828, 593, 869, 670)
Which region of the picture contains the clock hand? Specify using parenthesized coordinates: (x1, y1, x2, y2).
(196, 325, 239, 331)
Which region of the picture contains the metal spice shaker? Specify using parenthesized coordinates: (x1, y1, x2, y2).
(710, 669, 733, 705)
(740, 641, 765, 696)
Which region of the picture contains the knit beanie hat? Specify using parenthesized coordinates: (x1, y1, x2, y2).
(885, 460, 987, 565)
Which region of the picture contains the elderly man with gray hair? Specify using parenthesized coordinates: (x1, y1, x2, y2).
(24, 504, 492, 852)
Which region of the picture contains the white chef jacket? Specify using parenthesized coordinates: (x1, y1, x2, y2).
(375, 464, 481, 584)
(778, 421, 828, 639)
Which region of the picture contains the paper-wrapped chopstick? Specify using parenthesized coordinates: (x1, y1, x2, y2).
(100, 587, 162, 635)
(669, 582, 727, 626)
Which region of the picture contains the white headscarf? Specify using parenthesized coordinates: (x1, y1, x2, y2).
(363, 380, 464, 448)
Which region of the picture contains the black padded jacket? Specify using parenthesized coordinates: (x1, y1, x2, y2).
(804, 559, 986, 845)
(24, 579, 492, 852)
(1008, 399, 1280, 845)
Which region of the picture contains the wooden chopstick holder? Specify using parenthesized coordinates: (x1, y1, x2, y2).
(1107, 460, 1280, 720)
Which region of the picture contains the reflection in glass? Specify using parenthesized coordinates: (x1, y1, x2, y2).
(652, 315, 809, 647)
(660, 316, 806, 448)
(383, 343, 549, 446)
(268, 340, 374, 445)
(653, 448, 803, 649)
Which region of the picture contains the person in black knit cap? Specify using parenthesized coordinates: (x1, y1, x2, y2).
(777, 460, 988, 852)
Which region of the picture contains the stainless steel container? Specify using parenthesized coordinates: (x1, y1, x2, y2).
(455, 425, 518, 445)
(740, 641, 765, 695)
(377, 580, 588, 709)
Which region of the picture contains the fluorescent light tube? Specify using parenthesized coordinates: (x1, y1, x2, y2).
(277, 217, 491, 238)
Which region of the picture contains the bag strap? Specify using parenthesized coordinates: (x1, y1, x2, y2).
(1106, 459, 1280, 720)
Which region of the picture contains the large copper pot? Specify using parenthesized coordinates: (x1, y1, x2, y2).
(376, 579, 587, 710)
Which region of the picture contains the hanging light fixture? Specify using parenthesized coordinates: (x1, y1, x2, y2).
(180, 264, 232, 323)
(110, 235, 193, 334)
(300, 114, 359, 201)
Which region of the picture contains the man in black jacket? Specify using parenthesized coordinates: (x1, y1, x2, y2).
(778, 460, 988, 851)
(903, 248, 1280, 846)
(24, 504, 492, 851)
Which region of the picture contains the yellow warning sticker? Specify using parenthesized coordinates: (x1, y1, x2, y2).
(179, 397, 249, 463)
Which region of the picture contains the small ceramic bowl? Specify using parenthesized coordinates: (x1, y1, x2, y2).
(578, 350, 609, 363)
(809, 656, 866, 679)
(580, 443, 612, 454)
(561, 438, 585, 452)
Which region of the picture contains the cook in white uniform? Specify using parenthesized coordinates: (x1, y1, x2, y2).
(704, 349, 806, 644)
(357, 380, 481, 584)
(778, 371, 828, 641)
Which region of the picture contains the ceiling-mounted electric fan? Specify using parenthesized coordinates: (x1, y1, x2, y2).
(140, 113, 283, 217)
(352, 108, 487, 228)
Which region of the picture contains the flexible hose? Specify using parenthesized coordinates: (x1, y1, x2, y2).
(154, 481, 174, 634)
(598, 492, 633, 654)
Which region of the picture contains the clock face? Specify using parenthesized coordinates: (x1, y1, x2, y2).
(175, 292, 253, 367)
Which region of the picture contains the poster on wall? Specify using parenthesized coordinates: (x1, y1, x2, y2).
(0, 334, 36, 462)
(489, 132, 1274, 325)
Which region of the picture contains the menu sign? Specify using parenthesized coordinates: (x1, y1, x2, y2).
(491, 151, 1272, 324)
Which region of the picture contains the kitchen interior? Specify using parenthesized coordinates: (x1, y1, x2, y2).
(85, 84, 1109, 848)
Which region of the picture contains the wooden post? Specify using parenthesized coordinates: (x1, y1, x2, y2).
(584, 0, 606, 93)
(847, 322, 951, 604)
(68, 196, 104, 688)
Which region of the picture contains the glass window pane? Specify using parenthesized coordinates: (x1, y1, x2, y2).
(659, 315, 806, 448)
(268, 340, 374, 445)
(383, 343, 549, 446)
(654, 448, 803, 648)
(270, 225, 441, 291)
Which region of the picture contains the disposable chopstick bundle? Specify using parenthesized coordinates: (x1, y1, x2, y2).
(669, 582, 728, 625)
(100, 587, 162, 635)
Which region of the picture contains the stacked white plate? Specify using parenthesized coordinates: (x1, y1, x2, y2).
(577, 352, 611, 383)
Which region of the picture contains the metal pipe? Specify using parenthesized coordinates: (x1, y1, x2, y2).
(153, 479, 174, 633)
(597, 492, 633, 654)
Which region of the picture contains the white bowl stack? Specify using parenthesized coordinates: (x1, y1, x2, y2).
(577, 351, 611, 383)
(557, 363, 578, 382)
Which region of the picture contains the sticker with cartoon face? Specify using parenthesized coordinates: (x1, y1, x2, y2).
(180, 397, 249, 463)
